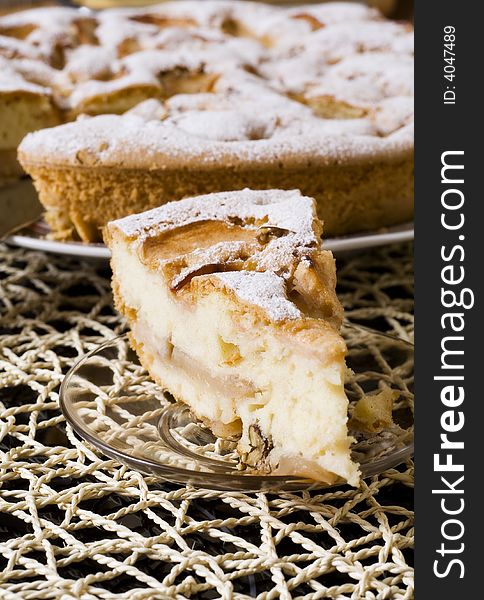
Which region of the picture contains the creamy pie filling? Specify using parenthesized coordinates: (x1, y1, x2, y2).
(111, 238, 358, 485)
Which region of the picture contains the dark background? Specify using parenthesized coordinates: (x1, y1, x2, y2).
(416, 1, 483, 596)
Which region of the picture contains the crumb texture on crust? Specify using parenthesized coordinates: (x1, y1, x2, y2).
(24, 153, 413, 242)
(105, 188, 359, 485)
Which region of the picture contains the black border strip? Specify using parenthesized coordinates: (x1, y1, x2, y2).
(415, 1, 483, 595)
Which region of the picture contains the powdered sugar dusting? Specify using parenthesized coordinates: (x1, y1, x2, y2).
(171, 109, 276, 141)
(109, 188, 319, 321)
(0, 35, 44, 61)
(0, 6, 81, 29)
(114, 188, 317, 244)
(19, 95, 412, 167)
(4, 1, 412, 163)
(0, 56, 51, 94)
(214, 270, 301, 321)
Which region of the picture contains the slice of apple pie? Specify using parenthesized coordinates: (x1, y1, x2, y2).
(104, 189, 360, 486)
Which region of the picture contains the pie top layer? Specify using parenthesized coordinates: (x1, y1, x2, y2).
(3, 1, 413, 169)
(105, 188, 344, 333)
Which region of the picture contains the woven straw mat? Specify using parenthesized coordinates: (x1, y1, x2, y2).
(0, 241, 414, 600)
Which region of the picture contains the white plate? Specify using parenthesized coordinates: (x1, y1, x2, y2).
(7, 221, 413, 259)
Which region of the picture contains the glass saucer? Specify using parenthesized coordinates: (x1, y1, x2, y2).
(60, 324, 414, 492)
